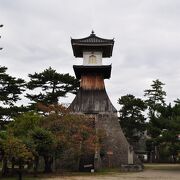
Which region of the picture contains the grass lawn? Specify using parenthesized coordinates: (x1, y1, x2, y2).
(144, 163, 180, 171)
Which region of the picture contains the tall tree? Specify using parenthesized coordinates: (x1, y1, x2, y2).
(144, 79, 167, 162)
(3, 135, 33, 179)
(0, 130, 8, 176)
(30, 127, 56, 173)
(0, 66, 25, 121)
(144, 79, 166, 137)
(144, 79, 166, 117)
(118, 94, 147, 144)
(7, 112, 43, 174)
(154, 103, 180, 162)
(26, 67, 79, 106)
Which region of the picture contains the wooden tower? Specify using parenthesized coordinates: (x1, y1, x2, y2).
(70, 31, 141, 170)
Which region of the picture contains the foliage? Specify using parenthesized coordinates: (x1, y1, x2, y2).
(118, 94, 147, 143)
(144, 79, 166, 117)
(1, 104, 103, 173)
(0, 130, 7, 154)
(30, 127, 56, 173)
(0, 63, 179, 167)
(8, 112, 41, 137)
(0, 66, 25, 121)
(3, 135, 33, 166)
(38, 104, 101, 170)
(0, 66, 25, 105)
(157, 103, 180, 162)
(144, 80, 180, 162)
(0, 131, 33, 178)
(26, 67, 79, 106)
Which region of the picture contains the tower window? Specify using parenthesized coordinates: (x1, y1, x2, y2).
(89, 55, 97, 64)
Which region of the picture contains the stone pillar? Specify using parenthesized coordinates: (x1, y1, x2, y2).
(128, 145, 134, 164)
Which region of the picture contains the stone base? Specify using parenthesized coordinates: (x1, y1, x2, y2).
(120, 164, 143, 172)
(69, 88, 142, 170)
(95, 114, 142, 168)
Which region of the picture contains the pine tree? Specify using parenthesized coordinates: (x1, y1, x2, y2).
(118, 94, 147, 144)
(0, 66, 25, 121)
(26, 67, 79, 106)
(144, 79, 166, 162)
(144, 79, 166, 117)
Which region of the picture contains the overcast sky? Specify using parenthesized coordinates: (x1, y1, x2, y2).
(0, 0, 180, 109)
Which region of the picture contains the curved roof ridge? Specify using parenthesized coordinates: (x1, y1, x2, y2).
(71, 32, 114, 43)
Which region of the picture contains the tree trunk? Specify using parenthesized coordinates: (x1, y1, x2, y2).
(2, 157, 8, 176)
(33, 156, 39, 177)
(17, 161, 22, 180)
(44, 156, 53, 173)
(11, 157, 15, 175)
(154, 145, 159, 162)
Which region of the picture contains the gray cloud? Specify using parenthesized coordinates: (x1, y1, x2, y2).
(0, 0, 180, 109)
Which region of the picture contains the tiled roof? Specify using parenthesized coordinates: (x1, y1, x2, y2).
(71, 31, 114, 45)
(71, 31, 114, 58)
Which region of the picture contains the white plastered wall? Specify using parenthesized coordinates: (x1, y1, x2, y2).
(83, 51, 102, 65)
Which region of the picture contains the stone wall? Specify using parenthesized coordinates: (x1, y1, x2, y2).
(95, 113, 141, 168)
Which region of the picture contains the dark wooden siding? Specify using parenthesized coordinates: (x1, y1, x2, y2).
(80, 75, 104, 90)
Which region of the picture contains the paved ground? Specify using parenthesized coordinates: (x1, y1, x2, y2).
(1, 164, 179, 180)
(44, 164, 180, 180)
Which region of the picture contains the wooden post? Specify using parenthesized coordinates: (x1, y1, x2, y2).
(107, 151, 113, 168)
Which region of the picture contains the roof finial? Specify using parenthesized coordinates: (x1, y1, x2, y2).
(91, 30, 95, 36)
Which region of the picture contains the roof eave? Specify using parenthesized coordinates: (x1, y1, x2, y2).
(73, 65, 112, 79)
